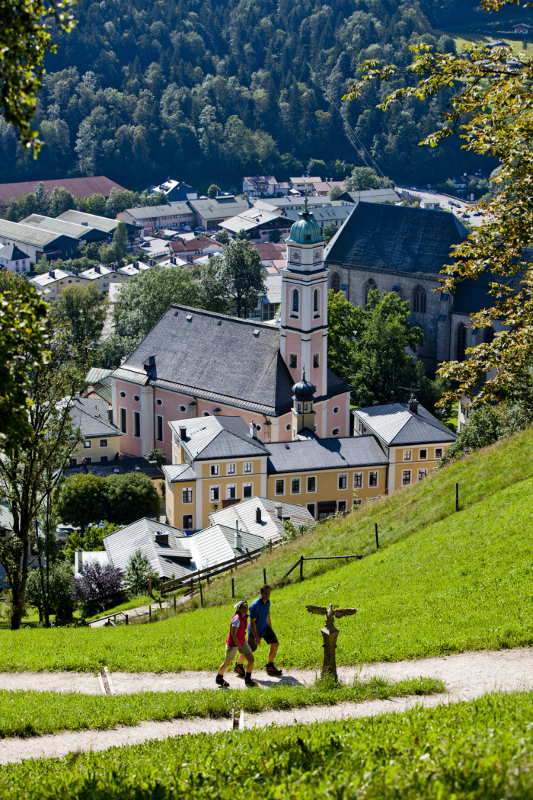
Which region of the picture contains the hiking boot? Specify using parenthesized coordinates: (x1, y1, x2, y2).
(244, 673, 256, 687)
(266, 663, 283, 677)
(216, 674, 229, 688)
(234, 663, 245, 678)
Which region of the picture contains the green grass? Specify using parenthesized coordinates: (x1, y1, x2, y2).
(0, 692, 530, 799)
(85, 595, 156, 622)
(0, 462, 530, 672)
(0, 677, 442, 739)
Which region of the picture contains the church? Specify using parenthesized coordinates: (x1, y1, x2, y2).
(111, 208, 351, 460)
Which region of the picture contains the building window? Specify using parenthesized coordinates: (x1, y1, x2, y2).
(307, 503, 316, 518)
(84, 456, 92, 464)
(226, 484, 237, 500)
(412, 285, 426, 313)
(119, 391, 126, 398)
(156, 399, 163, 406)
(338, 501, 347, 514)
(338, 473, 347, 490)
(227, 463, 236, 475)
(134, 395, 139, 402)
(183, 515, 193, 530)
(101, 456, 108, 463)
(307, 476, 316, 493)
(180, 405, 186, 412)
(364, 279, 377, 306)
(313, 289, 319, 316)
(275, 478, 285, 495)
(286, 423, 291, 431)
(419, 449, 427, 460)
(84, 440, 91, 448)
(244, 462, 252, 473)
(182, 488, 193, 503)
(69, 458, 77, 467)
(332, 428, 339, 436)
(333, 407, 339, 414)
(291, 478, 301, 494)
(313, 353, 320, 368)
(402, 470, 411, 486)
(209, 486, 220, 501)
(291, 289, 300, 315)
(353, 472, 363, 489)
(156, 415, 163, 442)
(331, 272, 340, 292)
(403, 449, 412, 461)
(243, 483, 252, 498)
(369, 471, 378, 487)
(133, 411, 141, 438)
(435, 448, 443, 459)
(418, 469, 428, 481)
(210, 464, 219, 476)
(289, 354, 298, 369)
(99, 439, 108, 448)
(120, 408, 127, 433)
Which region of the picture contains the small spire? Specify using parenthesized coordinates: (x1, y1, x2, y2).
(302, 366, 306, 382)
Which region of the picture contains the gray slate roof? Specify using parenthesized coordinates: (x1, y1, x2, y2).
(104, 518, 193, 579)
(64, 456, 163, 480)
(69, 396, 122, 438)
(188, 196, 250, 221)
(0, 218, 72, 247)
(353, 403, 456, 446)
(267, 435, 387, 474)
(210, 497, 313, 542)
(115, 305, 349, 415)
(170, 416, 269, 461)
(0, 243, 29, 261)
(162, 463, 197, 483)
(58, 210, 119, 233)
(21, 214, 98, 240)
(123, 201, 192, 220)
(325, 202, 467, 276)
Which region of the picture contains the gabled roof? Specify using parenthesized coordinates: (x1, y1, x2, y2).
(21, 214, 98, 240)
(325, 202, 467, 276)
(353, 403, 456, 446)
(30, 268, 76, 286)
(123, 201, 192, 220)
(220, 208, 286, 234)
(0, 218, 72, 248)
(0, 243, 29, 261)
(104, 518, 193, 579)
(187, 524, 265, 569)
(0, 176, 125, 203)
(267, 435, 387, 474)
(170, 416, 268, 461)
(162, 463, 197, 483)
(58, 210, 120, 233)
(188, 196, 250, 220)
(114, 304, 296, 415)
(209, 497, 313, 542)
(69, 396, 122, 438)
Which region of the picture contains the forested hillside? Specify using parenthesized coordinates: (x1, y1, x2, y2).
(0, 0, 522, 189)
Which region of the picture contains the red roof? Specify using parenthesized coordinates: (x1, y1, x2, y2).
(168, 236, 219, 253)
(250, 242, 286, 262)
(0, 176, 127, 202)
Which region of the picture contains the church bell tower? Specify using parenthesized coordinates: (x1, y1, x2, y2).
(280, 203, 329, 398)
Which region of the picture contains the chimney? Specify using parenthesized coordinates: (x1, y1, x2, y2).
(143, 355, 156, 378)
(234, 521, 242, 551)
(154, 531, 169, 546)
(249, 422, 255, 438)
(255, 506, 262, 524)
(179, 426, 187, 441)
(48, 269, 55, 278)
(408, 396, 419, 415)
(276, 504, 283, 520)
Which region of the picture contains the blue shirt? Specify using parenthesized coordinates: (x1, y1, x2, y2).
(248, 597, 270, 634)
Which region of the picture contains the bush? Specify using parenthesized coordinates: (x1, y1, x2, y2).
(125, 550, 156, 597)
(74, 562, 124, 616)
(26, 562, 75, 624)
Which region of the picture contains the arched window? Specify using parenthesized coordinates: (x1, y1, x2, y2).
(412, 285, 426, 314)
(292, 289, 300, 314)
(364, 279, 377, 307)
(456, 322, 467, 361)
(330, 272, 340, 292)
(313, 289, 319, 315)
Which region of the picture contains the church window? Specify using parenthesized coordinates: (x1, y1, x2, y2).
(119, 391, 126, 398)
(313, 289, 319, 315)
(134, 395, 139, 402)
(456, 323, 467, 361)
(331, 272, 340, 292)
(290, 354, 298, 369)
(180, 405, 186, 412)
(133, 412, 140, 438)
(291, 289, 300, 315)
(156, 415, 163, 442)
(412, 285, 427, 313)
(365, 279, 377, 306)
(332, 427, 340, 436)
(313, 353, 319, 368)
(156, 398, 163, 406)
(333, 406, 339, 414)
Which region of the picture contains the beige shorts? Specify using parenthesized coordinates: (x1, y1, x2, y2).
(225, 641, 253, 661)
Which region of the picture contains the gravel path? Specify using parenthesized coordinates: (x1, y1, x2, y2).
(0, 648, 531, 766)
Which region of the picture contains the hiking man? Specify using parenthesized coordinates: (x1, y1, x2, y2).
(216, 600, 255, 688)
(235, 585, 282, 678)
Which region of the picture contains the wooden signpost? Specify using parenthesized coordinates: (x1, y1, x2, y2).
(306, 603, 358, 682)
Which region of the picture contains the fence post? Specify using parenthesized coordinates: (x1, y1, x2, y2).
(455, 482, 460, 512)
(263, 567, 267, 585)
(199, 580, 204, 607)
(148, 605, 151, 621)
(124, 614, 129, 625)
(231, 577, 235, 598)
(173, 595, 177, 611)
(299, 556, 304, 581)
(269, 539, 272, 553)
(374, 522, 379, 550)
(190, 577, 194, 596)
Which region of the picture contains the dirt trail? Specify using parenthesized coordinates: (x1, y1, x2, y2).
(0, 648, 531, 766)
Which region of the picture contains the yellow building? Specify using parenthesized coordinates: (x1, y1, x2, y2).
(352, 398, 456, 494)
(163, 414, 388, 530)
(68, 396, 123, 467)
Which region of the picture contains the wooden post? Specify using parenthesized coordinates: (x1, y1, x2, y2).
(269, 540, 272, 553)
(306, 604, 357, 683)
(231, 577, 235, 598)
(299, 556, 304, 581)
(199, 580, 204, 607)
(374, 522, 379, 549)
(124, 614, 129, 625)
(173, 595, 177, 611)
(190, 577, 194, 596)
(148, 605, 151, 621)
(455, 482, 460, 512)
(263, 567, 267, 585)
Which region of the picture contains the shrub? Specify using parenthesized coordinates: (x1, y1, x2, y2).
(74, 562, 124, 615)
(25, 562, 75, 624)
(125, 550, 156, 597)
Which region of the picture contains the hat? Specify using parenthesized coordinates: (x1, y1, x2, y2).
(234, 600, 248, 612)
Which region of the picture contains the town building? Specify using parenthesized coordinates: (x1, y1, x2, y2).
(119, 201, 196, 232)
(325, 202, 470, 368)
(188, 196, 250, 230)
(68, 396, 123, 467)
(0, 176, 125, 204)
(242, 176, 281, 197)
(57, 209, 135, 238)
(21, 213, 110, 245)
(78, 264, 127, 293)
(29, 269, 90, 300)
(0, 243, 31, 274)
(110, 206, 351, 460)
(219, 207, 290, 241)
(150, 179, 197, 202)
(167, 235, 222, 262)
(352, 399, 456, 493)
(209, 496, 314, 542)
(0, 218, 79, 264)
